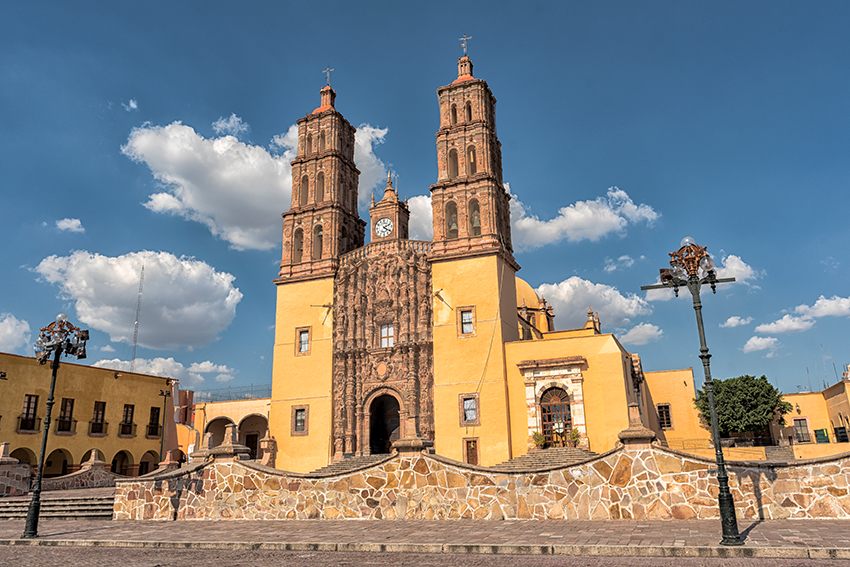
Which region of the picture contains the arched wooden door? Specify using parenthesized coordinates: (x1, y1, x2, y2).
(540, 388, 572, 447)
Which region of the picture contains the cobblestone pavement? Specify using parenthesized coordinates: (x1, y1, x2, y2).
(1, 518, 850, 559)
(0, 546, 845, 567)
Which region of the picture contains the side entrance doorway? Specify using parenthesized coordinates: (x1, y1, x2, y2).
(369, 395, 400, 454)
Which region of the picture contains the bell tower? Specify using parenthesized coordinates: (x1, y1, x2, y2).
(278, 83, 366, 282)
(369, 172, 410, 242)
(429, 54, 516, 269)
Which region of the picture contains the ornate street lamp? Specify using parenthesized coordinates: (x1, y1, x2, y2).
(22, 314, 89, 539)
(641, 237, 742, 546)
(158, 387, 172, 464)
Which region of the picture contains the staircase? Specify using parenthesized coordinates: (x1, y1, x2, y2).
(764, 445, 795, 462)
(0, 493, 115, 521)
(490, 447, 599, 472)
(307, 454, 390, 476)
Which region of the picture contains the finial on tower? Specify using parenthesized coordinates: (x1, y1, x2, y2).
(323, 63, 334, 87)
(459, 32, 472, 57)
(387, 170, 392, 187)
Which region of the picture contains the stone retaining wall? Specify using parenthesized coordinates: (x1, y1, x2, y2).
(113, 444, 850, 521)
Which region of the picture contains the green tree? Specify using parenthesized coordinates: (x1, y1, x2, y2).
(693, 375, 792, 436)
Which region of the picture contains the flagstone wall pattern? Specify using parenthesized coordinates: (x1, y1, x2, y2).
(113, 444, 850, 521)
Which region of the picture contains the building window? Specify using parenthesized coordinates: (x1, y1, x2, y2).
(793, 418, 811, 443)
(300, 176, 309, 205)
(313, 225, 323, 260)
(306, 134, 312, 154)
(465, 101, 473, 122)
(296, 327, 311, 355)
(380, 324, 394, 348)
(467, 145, 477, 175)
(120, 404, 135, 436)
(291, 405, 309, 436)
(90, 401, 106, 435)
(457, 306, 476, 337)
(293, 228, 303, 263)
(458, 393, 481, 427)
(445, 201, 458, 239)
(147, 407, 161, 437)
(448, 149, 459, 179)
(835, 427, 849, 443)
(468, 199, 481, 236)
(316, 172, 325, 202)
(20, 394, 38, 431)
(319, 132, 326, 152)
(57, 398, 74, 432)
(464, 438, 479, 466)
(656, 403, 672, 429)
(451, 104, 457, 125)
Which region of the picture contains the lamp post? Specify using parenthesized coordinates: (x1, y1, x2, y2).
(641, 237, 742, 547)
(22, 313, 88, 539)
(159, 387, 172, 463)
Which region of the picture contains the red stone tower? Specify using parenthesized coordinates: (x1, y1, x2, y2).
(278, 85, 366, 282)
(429, 55, 516, 268)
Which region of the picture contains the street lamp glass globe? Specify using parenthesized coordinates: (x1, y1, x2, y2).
(56, 313, 68, 324)
(699, 255, 715, 271)
(680, 236, 696, 248)
(673, 265, 687, 279)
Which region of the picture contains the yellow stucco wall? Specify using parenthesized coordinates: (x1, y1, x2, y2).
(269, 277, 335, 472)
(642, 368, 709, 448)
(504, 332, 634, 456)
(0, 352, 173, 474)
(431, 254, 518, 465)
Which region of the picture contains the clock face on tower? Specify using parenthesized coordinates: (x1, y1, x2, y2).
(375, 217, 394, 237)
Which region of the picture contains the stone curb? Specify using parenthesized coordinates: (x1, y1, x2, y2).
(2, 539, 850, 559)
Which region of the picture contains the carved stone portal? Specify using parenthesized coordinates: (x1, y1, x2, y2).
(332, 240, 434, 461)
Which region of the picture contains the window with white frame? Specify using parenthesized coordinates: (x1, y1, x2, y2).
(380, 324, 394, 348)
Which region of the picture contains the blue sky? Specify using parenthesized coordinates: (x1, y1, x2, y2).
(1, 1, 849, 395)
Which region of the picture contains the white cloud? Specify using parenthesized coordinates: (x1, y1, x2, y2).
(187, 361, 231, 373)
(536, 276, 652, 330)
(743, 336, 779, 355)
(93, 356, 232, 388)
(604, 255, 635, 273)
(124, 119, 390, 251)
(715, 254, 763, 288)
(754, 314, 815, 334)
(56, 218, 85, 233)
(644, 287, 675, 302)
(509, 187, 659, 251)
(123, 120, 294, 251)
(353, 124, 389, 206)
(34, 250, 242, 350)
(214, 373, 234, 383)
(720, 316, 753, 328)
(122, 99, 138, 111)
(620, 323, 663, 345)
(0, 313, 31, 354)
(407, 195, 433, 241)
(795, 296, 850, 319)
(212, 113, 249, 137)
(99, 344, 115, 352)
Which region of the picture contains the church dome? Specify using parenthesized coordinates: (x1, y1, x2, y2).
(515, 276, 539, 309)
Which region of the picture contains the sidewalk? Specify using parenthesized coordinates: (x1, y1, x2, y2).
(1, 518, 850, 559)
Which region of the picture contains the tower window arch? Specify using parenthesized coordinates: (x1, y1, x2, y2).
(467, 145, 477, 175)
(293, 228, 303, 263)
(306, 134, 313, 154)
(300, 175, 309, 205)
(465, 101, 472, 122)
(319, 132, 326, 152)
(446, 201, 459, 239)
(451, 104, 458, 125)
(468, 199, 481, 236)
(448, 149, 459, 179)
(313, 225, 323, 260)
(316, 172, 325, 202)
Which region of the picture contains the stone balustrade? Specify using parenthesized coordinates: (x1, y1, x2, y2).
(0, 442, 30, 497)
(113, 441, 850, 521)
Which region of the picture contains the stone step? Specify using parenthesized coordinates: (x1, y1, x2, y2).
(764, 446, 795, 461)
(307, 454, 389, 476)
(0, 496, 114, 520)
(490, 447, 599, 471)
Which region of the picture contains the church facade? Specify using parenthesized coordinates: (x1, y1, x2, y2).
(268, 55, 704, 473)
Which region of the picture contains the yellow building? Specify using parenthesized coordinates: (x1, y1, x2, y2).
(0, 352, 177, 476)
(268, 54, 699, 472)
(771, 377, 850, 459)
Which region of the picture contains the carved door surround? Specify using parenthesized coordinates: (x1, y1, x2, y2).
(518, 356, 588, 449)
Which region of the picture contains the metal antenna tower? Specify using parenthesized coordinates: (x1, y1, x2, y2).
(131, 264, 144, 372)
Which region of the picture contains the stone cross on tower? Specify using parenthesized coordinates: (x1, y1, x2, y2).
(323, 63, 334, 86)
(458, 33, 472, 56)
